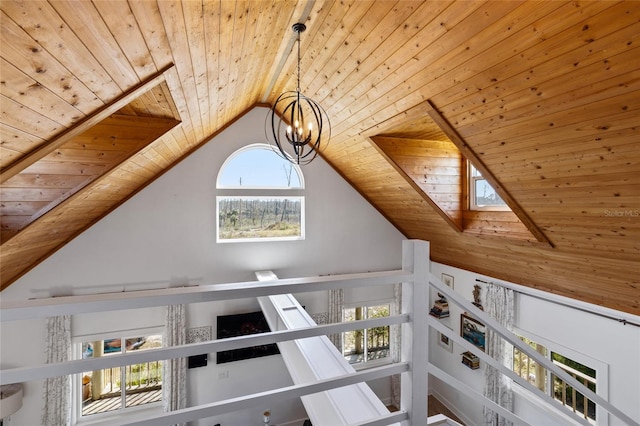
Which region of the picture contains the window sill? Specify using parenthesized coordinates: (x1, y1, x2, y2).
(74, 402, 163, 426)
(351, 358, 393, 372)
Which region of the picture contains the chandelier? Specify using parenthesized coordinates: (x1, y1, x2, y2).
(267, 23, 330, 165)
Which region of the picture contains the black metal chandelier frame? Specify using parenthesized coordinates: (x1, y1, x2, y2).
(268, 23, 330, 165)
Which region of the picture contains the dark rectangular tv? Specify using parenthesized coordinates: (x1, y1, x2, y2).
(216, 311, 279, 364)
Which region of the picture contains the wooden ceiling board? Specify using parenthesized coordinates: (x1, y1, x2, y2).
(0, 1, 638, 314)
(0, 114, 180, 244)
(371, 136, 463, 228)
(0, 7, 105, 111)
(326, 1, 520, 139)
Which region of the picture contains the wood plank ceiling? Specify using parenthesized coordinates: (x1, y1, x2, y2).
(0, 1, 638, 315)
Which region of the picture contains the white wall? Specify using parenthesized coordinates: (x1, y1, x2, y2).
(0, 107, 405, 426)
(428, 262, 640, 426)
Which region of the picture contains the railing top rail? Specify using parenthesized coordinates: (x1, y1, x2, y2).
(0, 314, 409, 386)
(0, 269, 411, 322)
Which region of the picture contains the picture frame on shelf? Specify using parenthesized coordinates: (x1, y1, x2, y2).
(441, 273, 454, 289)
(460, 313, 486, 352)
(438, 329, 453, 352)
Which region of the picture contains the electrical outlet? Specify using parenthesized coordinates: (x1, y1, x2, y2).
(218, 370, 229, 379)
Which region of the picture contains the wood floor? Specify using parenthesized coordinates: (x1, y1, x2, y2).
(428, 395, 464, 424)
(82, 389, 162, 416)
(388, 395, 464, 425)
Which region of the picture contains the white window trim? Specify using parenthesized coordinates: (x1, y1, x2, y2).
(216, 144, 306, 243)
(216, 195, 305, 243)
(512, 328, 609, 426)
(71, 326, 164, 425)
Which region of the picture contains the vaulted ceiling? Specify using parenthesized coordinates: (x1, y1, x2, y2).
(1, 1, 638, 315)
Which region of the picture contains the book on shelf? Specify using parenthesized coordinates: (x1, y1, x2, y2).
(461, 351, 480, 369)
(429, 300, 450, 318)
(429, 309, 450, 318)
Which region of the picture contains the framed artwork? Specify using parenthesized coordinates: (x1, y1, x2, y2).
(460, 313, 486, 352)
(441, 273, 454, 288)
(438, 330, 453, 352)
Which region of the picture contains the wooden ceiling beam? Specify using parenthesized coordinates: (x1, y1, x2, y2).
(0, 63, 175, 184)
(425, 100, 552, 247)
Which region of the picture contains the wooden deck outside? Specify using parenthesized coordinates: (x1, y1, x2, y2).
(82, 389, 162, 416)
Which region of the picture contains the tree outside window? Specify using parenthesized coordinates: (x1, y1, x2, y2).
(342, 304, 391, 367)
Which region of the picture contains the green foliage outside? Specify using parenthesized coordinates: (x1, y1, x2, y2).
(513, 337, 596, 422)
(343, 305, 390, 359)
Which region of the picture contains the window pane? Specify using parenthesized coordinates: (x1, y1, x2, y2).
(218, 197, 303, 241)
(81, 338, 122, 417)
(366, 305, 390, 361)
(343, 305, 391, 365)
(81, 335, 163, 417)
(218, 147, 302, 188)
(474, 179, 506, 206)
(125, 335, 163, 408)
(512, 341, 597, 423)
(513, 337, 546, 391)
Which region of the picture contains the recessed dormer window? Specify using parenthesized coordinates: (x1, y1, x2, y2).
(468, 162, 510, 211)
(216, 144, 305, 242)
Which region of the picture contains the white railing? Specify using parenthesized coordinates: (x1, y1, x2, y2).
(0, 240, 637, 426)
(0, 241, 428, 425)
(428, 275, 639, 426)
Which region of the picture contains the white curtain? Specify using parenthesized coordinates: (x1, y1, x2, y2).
(328, 288, 343, 350)
(390, 283, 402, 409)
(163, 304, 187, 425)
(42, 315, 71, 426)
(483, 284, 515, 426)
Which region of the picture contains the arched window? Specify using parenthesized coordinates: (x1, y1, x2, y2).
(216, 144, 305, 242)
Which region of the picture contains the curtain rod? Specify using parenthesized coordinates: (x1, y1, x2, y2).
(475, 278, 640, 328)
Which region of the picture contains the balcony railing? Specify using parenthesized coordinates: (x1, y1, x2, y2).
(552, 361, 597, 423)
(96, 361, 162, 397)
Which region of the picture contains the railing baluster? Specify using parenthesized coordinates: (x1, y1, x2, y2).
(572, 373, 577, 413)
(583, 377, 588, 419)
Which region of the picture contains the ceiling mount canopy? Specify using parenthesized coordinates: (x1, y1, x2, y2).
(267, 22, 330, 165)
